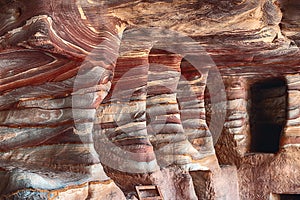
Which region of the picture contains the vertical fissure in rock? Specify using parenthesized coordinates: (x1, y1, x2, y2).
(204, 86, 211, 128)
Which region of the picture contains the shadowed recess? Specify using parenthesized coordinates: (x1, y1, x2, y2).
(249, 78, 287, 153)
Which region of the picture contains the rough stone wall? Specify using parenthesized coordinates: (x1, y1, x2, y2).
(0, 0, 299, 199)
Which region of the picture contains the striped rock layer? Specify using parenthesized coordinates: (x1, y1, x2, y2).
(0, 0, 299, 199)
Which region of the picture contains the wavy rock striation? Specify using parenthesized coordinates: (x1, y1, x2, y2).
(0, 0, 299, 199)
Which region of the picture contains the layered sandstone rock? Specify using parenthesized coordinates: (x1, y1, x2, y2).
(0, 0, 299, 199)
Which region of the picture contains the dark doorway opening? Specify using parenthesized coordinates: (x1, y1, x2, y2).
(249, 78, 287, 153)
(280, 194, 300, 200)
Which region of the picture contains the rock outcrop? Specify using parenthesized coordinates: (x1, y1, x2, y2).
(0, 0, 299, 199)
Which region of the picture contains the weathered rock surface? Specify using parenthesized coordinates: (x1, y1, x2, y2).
(0, 0, 299, 199)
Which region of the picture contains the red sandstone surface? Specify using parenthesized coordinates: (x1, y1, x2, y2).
(0, 0, 299, 199)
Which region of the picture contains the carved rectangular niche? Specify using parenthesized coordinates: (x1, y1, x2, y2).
(249, 78, 287, 153)
(135, 185, 163, 200)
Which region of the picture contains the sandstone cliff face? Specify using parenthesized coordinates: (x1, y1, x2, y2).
(0, 0, 299, 199)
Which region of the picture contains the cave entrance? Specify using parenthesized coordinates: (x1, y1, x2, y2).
(249, 78, 287, 153)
